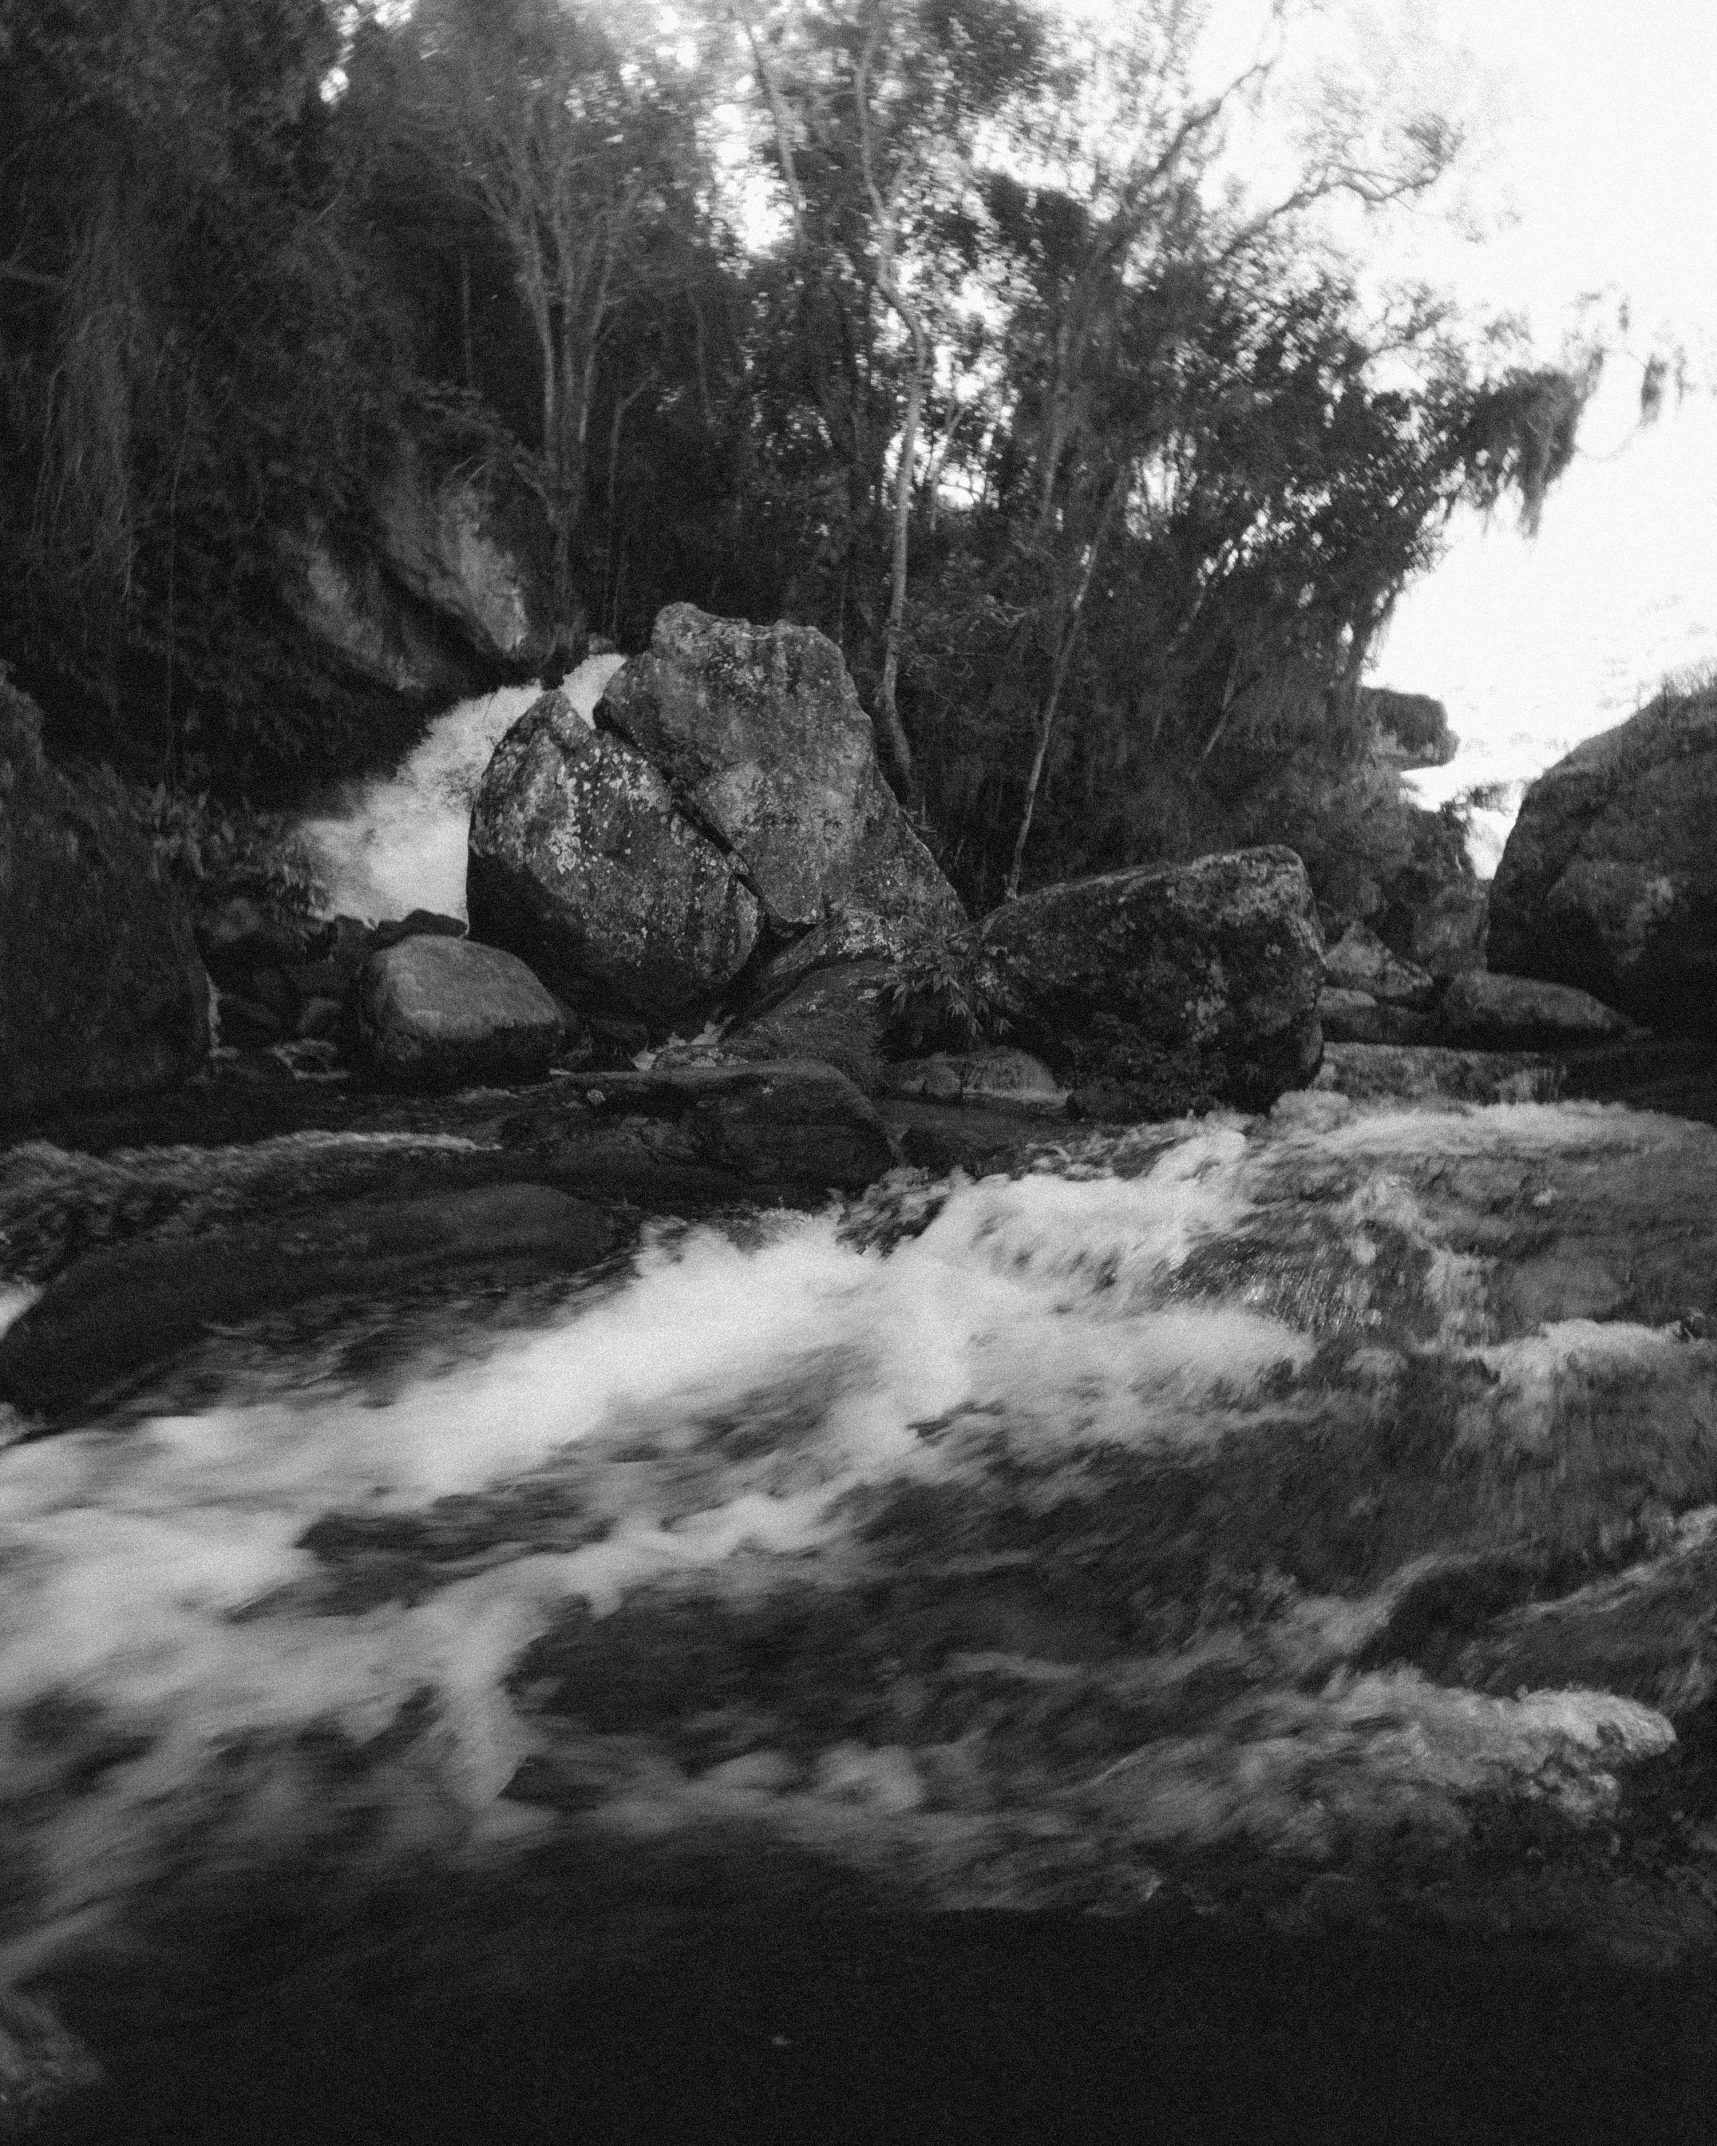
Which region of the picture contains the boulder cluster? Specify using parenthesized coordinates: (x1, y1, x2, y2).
(10, 603, 1711, 1152)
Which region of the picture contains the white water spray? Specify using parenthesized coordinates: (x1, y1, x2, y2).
(299, 652, 627, 923)
(0, 1103, 1696, 2003)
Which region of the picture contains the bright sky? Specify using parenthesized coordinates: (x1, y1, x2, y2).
(1293, 0, 1717, 784)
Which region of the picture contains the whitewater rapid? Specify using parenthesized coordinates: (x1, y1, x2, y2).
(299, 652, 626, 923)
(2, 1099, 1707, 2015)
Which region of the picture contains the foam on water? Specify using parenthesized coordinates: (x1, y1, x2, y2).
(298, 652, 626, 922)
(0, 1105, 1696, 1997)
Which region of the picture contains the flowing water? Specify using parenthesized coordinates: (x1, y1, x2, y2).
(297, 653, 626, 923)
(6, 1094, 1717, 2137)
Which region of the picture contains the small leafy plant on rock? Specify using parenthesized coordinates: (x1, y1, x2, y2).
(885, 934, 1012, 1057)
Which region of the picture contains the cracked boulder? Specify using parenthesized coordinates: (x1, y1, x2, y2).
(596, 604, 963, 936)
(468, 688, 761, 1032)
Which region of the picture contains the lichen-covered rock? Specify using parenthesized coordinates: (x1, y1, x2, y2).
(1436, 970, 1634, 1050)
(978, 847, 1325, 1116)
(597, 605, 963, 935)
(468, 690, 761, 1030)
(0, 681, 209, 1119)
(1324, 921, 1436, 1007)
(357, 934, 566, 1088)
(1489, 685, 1717, 1031)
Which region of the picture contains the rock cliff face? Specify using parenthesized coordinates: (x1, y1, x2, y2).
(278, 418, 563, 709)
(0, 681, 209, 1119)
(1489, 685, 1717, 1032)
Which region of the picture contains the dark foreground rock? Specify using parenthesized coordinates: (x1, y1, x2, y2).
(597, 604, 963, 936)
(0, 682, 210, 1120)
(357, 935, 567, 1088)
(979, 845, 1324, 1114)
(468, 689, 761, 1029)
(1490, 682, 1717, 1030)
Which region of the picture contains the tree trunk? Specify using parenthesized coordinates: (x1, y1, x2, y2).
(876, 314, 926, 800)
(1005, 475, 1123, 899)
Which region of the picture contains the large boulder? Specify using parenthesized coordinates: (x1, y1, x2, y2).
(356, 934, 567, 1089)
(0, 681, 210, 1119)
(979, 846, 1324, 1116)
(468, 689, 762, 1031)
(1489, 685, 1717, 1032)
(596, 605, 963, 935)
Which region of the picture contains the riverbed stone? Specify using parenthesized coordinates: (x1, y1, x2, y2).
(1437, 969, 1635, 1050)
(357, 934, 566, 1088)
(1316, 987, 1432, 1046)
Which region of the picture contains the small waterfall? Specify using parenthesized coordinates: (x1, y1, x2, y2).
(298, 652, 626, 923)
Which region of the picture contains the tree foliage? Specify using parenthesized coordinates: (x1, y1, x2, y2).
(0, 0, 1601, 903)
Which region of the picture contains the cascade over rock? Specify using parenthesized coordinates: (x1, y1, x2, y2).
(596, 604, 964, 935)
(1489, 686, 1717, 1031)
(0, 680, 209, 1119)
(978, 845, 1325, 1114)
(468, 688, 761, 1030)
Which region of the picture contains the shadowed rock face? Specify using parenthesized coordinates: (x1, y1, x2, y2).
(468, 690, 761, 1030)
(597, 604, 963, 937)
(0, 681, 209, 1120)
(979, 845, 1325, 1114)
(1490, 688, 1717, 1031)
